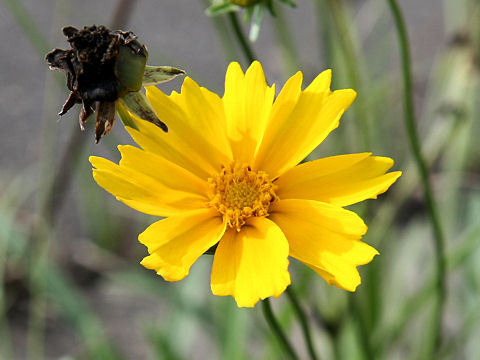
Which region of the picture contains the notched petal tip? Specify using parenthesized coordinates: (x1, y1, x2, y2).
(225, 61, 244, 79)
(246, 60, 263, 72)
(338, 88, 357, 104)
(88, 155, 100, 168)
(305, 68, 332, 93)
(89, 155, 115, 169)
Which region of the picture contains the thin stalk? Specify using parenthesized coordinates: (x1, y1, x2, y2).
(261, 298, 299, 360)
(9, 0, 139, 358)
(386, 0, 446, 354)
(325, 0, 371, 150)
(228, 12, 257, 63)
(1, 0, 51, 57)
(0, 215, 13, 359)
(202, 0, 237, 60)
(348, 296, 375, 360)
(26, 2, 65, 354)
(285, 287, 319, 360)
(110, 0, 137, 28)
(272, 5, 299, 74)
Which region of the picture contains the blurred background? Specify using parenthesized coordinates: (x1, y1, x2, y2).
(1, 0, 479, 359)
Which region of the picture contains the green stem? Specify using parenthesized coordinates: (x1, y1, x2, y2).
(386, 0, 446, 353)
(326, 0, 371, 150)
(285, 287, 319, 360)
(2, 0, 51, 57)
(272, 5, 299, 74)
(348, 297, 375, 360)
(261, 298, 299, 360)
(228, 12, 257, 63)
(203, 0, 237, 60)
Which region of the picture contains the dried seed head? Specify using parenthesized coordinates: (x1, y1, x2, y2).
(46, 25, 157, 142)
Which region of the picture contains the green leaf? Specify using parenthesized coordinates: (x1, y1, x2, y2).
(119, 91, 168, 132)
(205, 2, 240, 16)
(142, 65, 185, 86)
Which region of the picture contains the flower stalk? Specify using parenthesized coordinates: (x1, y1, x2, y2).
(228, 12, 257, 63)
(262, 298, 299, 360)
(386, 0, 446, 353)
(285, 287, 319, 360)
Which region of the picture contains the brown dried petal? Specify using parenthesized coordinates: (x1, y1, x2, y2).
(79, 100, 95, 131)
(59, 91, 82, 116)
(95, 101, 116, 143)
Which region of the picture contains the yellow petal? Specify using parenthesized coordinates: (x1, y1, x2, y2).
(223, 61, 275, 163)
(254, 70, 303, 166)
(210, 217, 291, 307)
(90, 156, 206, 216)
(126, 84, 232, 179)
(305, 69, 332, 94)
(276, 153, 402, 206)
(117, 145, 208, 196)
(254, 70, 356, 178)
(140, 208, 225, 281)
(126, 118, 210, 180)
(171, 77, 232, 160)
(270, 199, 378, 291)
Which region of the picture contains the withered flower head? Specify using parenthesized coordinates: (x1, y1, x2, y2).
(46, 25, 184, 142)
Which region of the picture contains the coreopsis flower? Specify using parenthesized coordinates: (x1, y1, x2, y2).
(46, 25, 184, 142)
(90, 61, 401, 307)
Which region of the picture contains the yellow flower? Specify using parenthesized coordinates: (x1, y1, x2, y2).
(90, 61, 401, 307)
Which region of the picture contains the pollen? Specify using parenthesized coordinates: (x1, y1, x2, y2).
(207, 163, 278, 231)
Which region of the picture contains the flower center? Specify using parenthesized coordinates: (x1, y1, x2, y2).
(207, 163, 278, 231)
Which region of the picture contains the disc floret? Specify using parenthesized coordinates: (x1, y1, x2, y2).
(207, 163, 278, 231)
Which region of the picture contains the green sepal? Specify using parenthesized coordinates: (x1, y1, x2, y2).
(142, 65, 185, 86)
(116, 100, 138, 130)
(119, 91, 168, 132)
(115, 46, 148, 94)
(205, 2, 240, 16)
